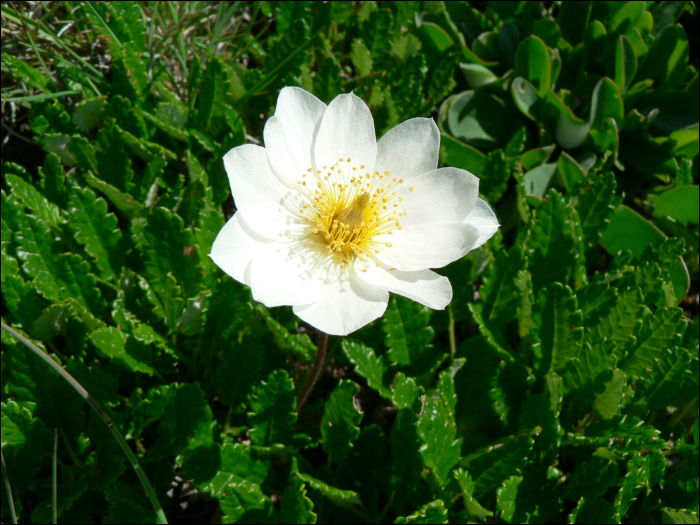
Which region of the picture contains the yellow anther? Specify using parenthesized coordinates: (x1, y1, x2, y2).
(386, 242, 392, 247)
(307, 168, 312, 172)
(409, 186, 415, 191)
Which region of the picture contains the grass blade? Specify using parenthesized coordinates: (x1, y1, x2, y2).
(1, 449, 18, 524)
(1, 322, 169, 525)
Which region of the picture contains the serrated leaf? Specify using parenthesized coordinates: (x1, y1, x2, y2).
(220, 479, 276, 525)
(481, 245, 527, 327)
(342, 340, 391, 398)
(67, 186, 123, 280)
(314, 57, 343, 104)
(1, 400, 52, 488)
(321, 380, 362, 464)
(391, 408, 423, 500)
(152, 382, 213, 456)
(394, 500, 448, 524)
(614, 452, 663, 519)
(592, 368, 627, 419)
(454, 469, 493, 521)
(132, 207, 202, 300)
(281, 473, 316, 524)
(5, 174, 61, 226)
(467, 433, 533, 499)
(194, 56, 228, 132)
(496, 475, 521, 523)
(417, 395, 461, 485)
(2, 274, 42, 331)
(296, 472, 363, 509)
(575, 171, 619, 247)
(567, 456, 621, 501)
(391, 372, 424, 410)
(527, 190, 580, 293)
(383, 296, 436, 368)
(90, 326, 155, 376)
(571, 497, 616, 524)
(572, 415, 664, 453)
(533, 283, 584, 375)
(215, 335, 264, 410)
(183, 442, 269, 497)
(480, 149, 511, 203)
(247, 370, 297, 446)
(7, 342, 85, 440)
(15, 215, 103, 313)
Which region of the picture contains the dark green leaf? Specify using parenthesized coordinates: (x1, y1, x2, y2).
(220, 479, 276, 525)
(417, 395, 461, 485)
(321, 380, 362, 464)
(341, 340, 391, 398)
(247, 370, 297, 446)
(394, 500, 447, 524)
(467, 433, 533, 499)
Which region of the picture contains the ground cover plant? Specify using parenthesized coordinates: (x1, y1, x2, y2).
(1, 1, 698, 523)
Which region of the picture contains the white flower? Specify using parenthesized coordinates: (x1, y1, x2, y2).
(210, 87, 499, 336)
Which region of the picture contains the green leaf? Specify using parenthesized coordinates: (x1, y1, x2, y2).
(481, 246, 527, 327)
(281, 472, 316, 524)
(454, 469, 493, 521)
(590, 78, 624, 130)
(194, 57, 228, 132)
(614, 35, 638, 91)
(383, 296, 436, 369)
(314, 57, 343, 104)
(443, 90, 513, 148)
(514, 36, 551, 95)
(521, 145, 556, 171)
(214, 335, 264, 409)
(350, 39, 372, 76)
(467, 433, 533, 499)
(390, 408, 423, 498)
(321, 380, 362, 464)
(575, 171, 619, 247)
(496, 475, 521, 523)
(571, 497, 616, 524)
(533, 284, 584, 376)
(220, 479, 276, 525)
(93, 120, 134, 192)
(394, 500, 448, 524)
(573, 415, 665, 453)
(608, 1, 646, 36)
(90, 326, 155, 376)
(592, 368, 627, 419)
(654, 185, 699, 224)
(391, 372, 424, 411)
(661, 509, 700, 524)
(511, 76, 541, 120)
(480, 149, 511, 202)
(2, 274, 42, 331)
(637, 23, 689, 87)
(1, 400, 52, 488)
(583, 20, 608, 72)
(600, 205, 666, 258)
(650, 1, 687, 37)
(417, 396, 461, 485)
(15, 215, 103, 313)
(5, 174, 61, 226)
(247, 370, 297, 446)
(183, 442, 269, 496)
(439, 133, 486, 175)
(103, 481, 156, 524)
(152, 382, 213, 456)
(132, 207, 202, 300)
(67, 186, 123, 280)
(567, 456, 620, 500)
(523, 163, 557, 199)
(527, 191, 580, 292)
(7, 342, 85, 439)
(296, 472, 363, 509)
(614, 452, 664, 518)
(341, 340, 391, 398)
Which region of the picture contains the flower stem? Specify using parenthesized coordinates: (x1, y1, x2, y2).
(296, 331, 329, 412)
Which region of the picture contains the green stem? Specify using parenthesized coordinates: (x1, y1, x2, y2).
(52, 429, 58, 525)
(448, 304, 457, 360)
(296, 331, 329, 412)
(1, 322, 168, 525)
(1, 449, 18, 524)
(669, 396, 697, 428)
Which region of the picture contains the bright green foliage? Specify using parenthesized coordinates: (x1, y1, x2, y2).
(2, 1, 698, 523)
(321, 380, 362, 464)
(247, 370, 297, 447)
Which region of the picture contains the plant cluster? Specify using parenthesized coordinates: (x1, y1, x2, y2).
(1, 1, 698, 524)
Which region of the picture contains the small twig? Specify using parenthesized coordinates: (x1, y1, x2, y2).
(296, 331, 329, 412)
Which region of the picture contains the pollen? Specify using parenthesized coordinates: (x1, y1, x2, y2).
(296, 158, 410, 268)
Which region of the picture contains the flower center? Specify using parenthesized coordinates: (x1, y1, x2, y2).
(296, 157, 414, 270)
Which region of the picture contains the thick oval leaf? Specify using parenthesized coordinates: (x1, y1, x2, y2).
(514, 36, 551, 95)
(654, 185, 699, 224)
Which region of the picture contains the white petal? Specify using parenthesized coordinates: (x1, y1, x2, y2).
(223, 144, 306, 241)
(265, 88, 327, 187)
(357, 265, 452, 310)
(399, 167, 479, 227)
(314, 93, 377, 174)
(464, 198, 500, 249)
(210, 213, 273, 286)
(374, 118, 440, 180)
(275, 87, 327, 143)
(375, 222, 480, 271)
(293, 269, 388, 336)
(248, 237, 329, 308)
